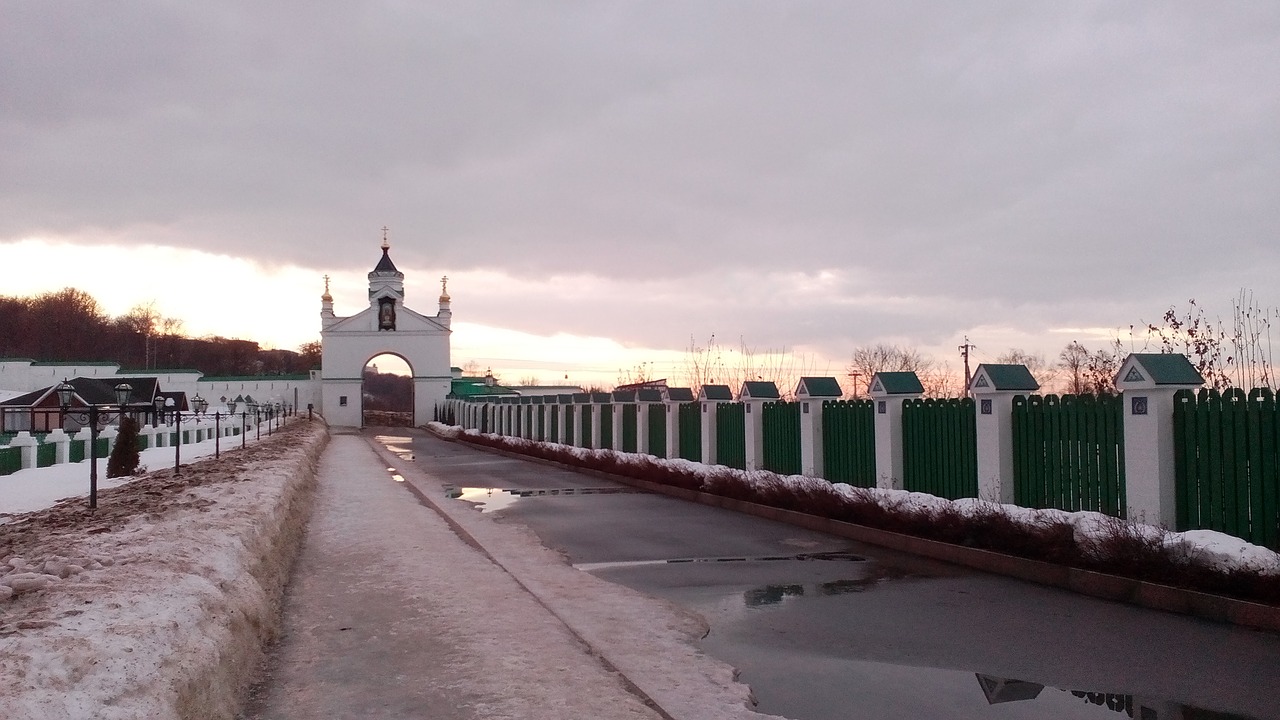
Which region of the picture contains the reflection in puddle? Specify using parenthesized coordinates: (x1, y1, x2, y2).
(745, 565, 922, 606)
(451, 487, 522, 513)
(446, 486, 647, 513)
(975, 674, 1262, 720)
(375, 435, 415, 461)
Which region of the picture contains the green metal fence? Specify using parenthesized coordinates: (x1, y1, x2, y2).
(622, 405, 638, 452)
(137, 434, 150, 451)
(579, 405, 593, 448)
(647, 405, 667, 457)
(1174, 388, 1280, 549)
(70, 438, 86, 463)
(547, 406, 559, 443)
(822, 399, 875, 487)
(36, 440, 56, 468)
(1013, 394, 1126, 517)
(599, 405, 613, 450)
(678, 402, 701, 461)
(715, 403, 746, 470)
(902, 397, 978, 500)
(762, 401, 801, 475)
(0, 446, 21, 475)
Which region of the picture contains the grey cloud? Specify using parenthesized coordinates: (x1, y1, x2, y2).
(3, 2, 1278, 361)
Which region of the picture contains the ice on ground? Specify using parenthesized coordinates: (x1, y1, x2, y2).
(435, 423, 1280, 577)
(1, 432, 268, 518)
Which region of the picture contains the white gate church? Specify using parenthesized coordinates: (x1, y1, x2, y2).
(320, 234, 453, 426)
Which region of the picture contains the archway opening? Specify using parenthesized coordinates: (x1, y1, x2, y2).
(363, 353, 414, 427)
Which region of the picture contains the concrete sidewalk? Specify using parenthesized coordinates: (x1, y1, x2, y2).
(239, 430, 669, 720)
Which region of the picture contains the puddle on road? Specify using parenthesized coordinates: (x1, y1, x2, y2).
(449, 487, 523, 513)
(744, 564, 920, 607)
(577, 550, 868, 572)
(446, 486, 647, 513)
(723, 654, 1265, 720)
(375, 435, 415, 462)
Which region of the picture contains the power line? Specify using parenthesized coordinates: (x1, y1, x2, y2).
(959, 335, 975, 396)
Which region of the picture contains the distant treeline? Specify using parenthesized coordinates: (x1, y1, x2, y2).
(0, 288, 320, 377)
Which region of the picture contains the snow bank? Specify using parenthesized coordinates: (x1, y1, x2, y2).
(445, 426, 1280, 578)
(0, 421, 327, 720)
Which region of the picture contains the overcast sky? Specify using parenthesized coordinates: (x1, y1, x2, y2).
(3, 2, 1278, 386)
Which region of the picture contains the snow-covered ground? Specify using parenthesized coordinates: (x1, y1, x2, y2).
(1, 419, 321, 719)
(1, 431, 268, 519)
(432, 423, 1280, 578)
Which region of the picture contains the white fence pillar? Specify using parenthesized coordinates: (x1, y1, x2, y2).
(743, 400, 766, 471)
(9, 432, 37, 469)
(1114, 354, 1204, 527)
(697, 385, 734, 465)
(637, 404, 651, 455)
(795, 377, 844, 478)
(557, 399, 570, 444)
(590, 401, 605, 448)
(867, 372, 924, 490)
(968, 364, 1040, 504)
(46, 428, 71, 465)
(664, 402, 680, 460)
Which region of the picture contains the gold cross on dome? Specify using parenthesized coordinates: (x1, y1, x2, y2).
(381, 226, 390, 249)
(441, 275, 449, 294)
(323, 274, 330, 293)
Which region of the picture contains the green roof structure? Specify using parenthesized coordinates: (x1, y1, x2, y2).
(970, 364, 1040, 392)
(699, 384, 733, 401)
(666, 387, 695, 402)
(796, 377, 843, 398)
(868, 372, 924, 395)
(740, 381, 780, 399)
(637, 388, 664, 402)
(1116, 353, 1205, 386)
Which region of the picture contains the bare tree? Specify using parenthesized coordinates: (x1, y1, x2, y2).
(1057, 341, 1090, 394)
(996, 348, 1058, 392)
(517, 374, 542, 387)
(847, 344, 933, 381)
(680, 334, 731, 391)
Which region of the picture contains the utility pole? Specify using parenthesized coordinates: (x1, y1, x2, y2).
(959, 336, 975, 397)
(848, 371, 863, 399)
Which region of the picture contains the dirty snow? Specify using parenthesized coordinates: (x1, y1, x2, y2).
(1, 431, 269, 518)
(1, 420, 320, 720)
(436, 423, 1280, 578)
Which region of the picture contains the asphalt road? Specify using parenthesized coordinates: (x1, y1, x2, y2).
(402, 431, 1280, 720)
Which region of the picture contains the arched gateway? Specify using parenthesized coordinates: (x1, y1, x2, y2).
(320, 233, 452, 427)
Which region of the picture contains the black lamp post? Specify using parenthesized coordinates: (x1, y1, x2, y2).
(56, 379, 133, 510)
(249, 400, 261, 440)
(162, 394, 207, 475)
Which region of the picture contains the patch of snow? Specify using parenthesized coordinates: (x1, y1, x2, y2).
(0, 420, 323, 719)
(0, 432, 269, 517)
(451, 426, 1280, 578)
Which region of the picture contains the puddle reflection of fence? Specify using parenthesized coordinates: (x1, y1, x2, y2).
(447, 486, 649, 513)
(977, 674, 1258, 719)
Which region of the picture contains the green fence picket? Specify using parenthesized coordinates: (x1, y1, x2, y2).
(762, 401, 801, 475)
(36, 441, 56, 468)
(648, 405, 667, 457)
(821, 400, 875, 487)
(716, 404, 746, 469)
(901, 397, 976, 500)
(678, 402, 700, 461)
(1174, 387, 1280, 549)
(622, 405, 637, 452)
(1013, 393, 1125, 517)
(0, 446, 20, 475)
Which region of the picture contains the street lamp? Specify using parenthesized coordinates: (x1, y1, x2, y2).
(248, 400, 261, 440)
(56, 379, 133, 509)
(163, 395, 206, 475)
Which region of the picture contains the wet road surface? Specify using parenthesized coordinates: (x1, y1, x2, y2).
(398, 431, 1280, 720)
